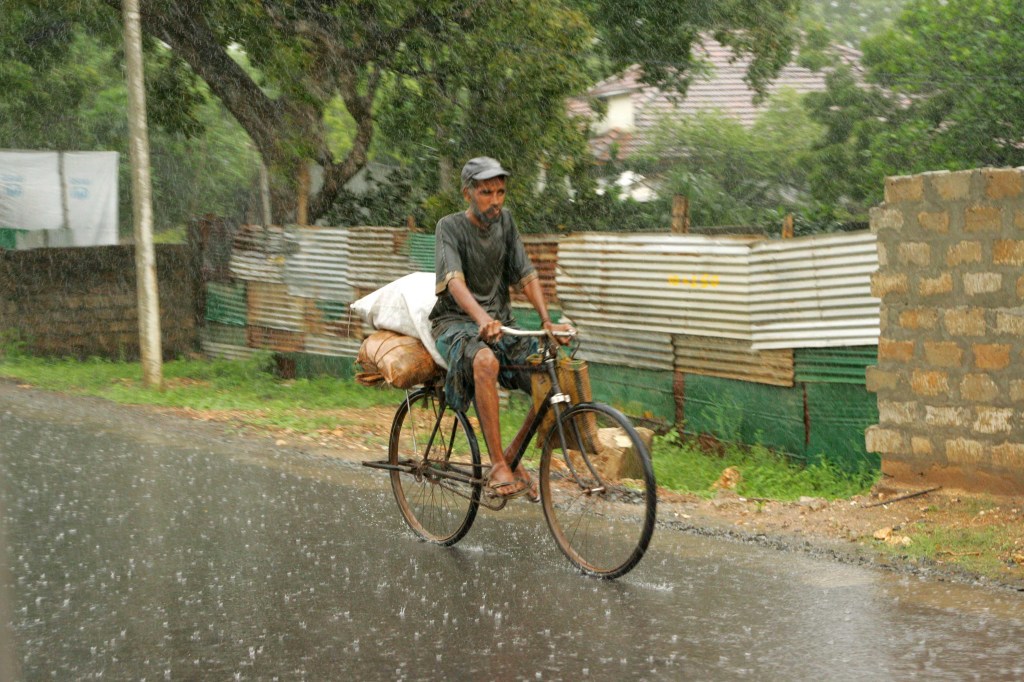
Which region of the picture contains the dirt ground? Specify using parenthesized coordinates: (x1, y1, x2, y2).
(169, 403, 1024, 592)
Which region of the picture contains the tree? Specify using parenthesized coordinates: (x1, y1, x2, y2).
(632, 90, 826, 227)
(805, 0, 1024, 217)
(4, 1, 803, 226)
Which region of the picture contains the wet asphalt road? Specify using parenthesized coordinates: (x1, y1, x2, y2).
(2, 381, 1024, 681)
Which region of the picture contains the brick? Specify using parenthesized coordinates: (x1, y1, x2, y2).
(946, 241, 982, 267)
(973, 407, 1014, 434)
(878, 338, 915, 363)
(925, 405, 969, 428)
(865, 425, 907, 454)
(961, 374, 1000, 402)
(983, 168, 1024, 199)
(963, 272, 1002, 296)
(899, 308, 938, 330)
(878, 400, 919, 425)
(1010, 380, 1024, 402)
(930, 170, 971, 201)
(993, 240, 1024, 266)
(943, 308, 986, 336)
(918, 273, 952, 297)
(945, 437, 985, 464)
(965, 205, 1002, 232)
(991, 442, 1024, 468)
(995, 310, 1024, 335)
(897, 242, 931, 267)
(911, 436, 934, 457)
(973, 343, 1011, 370)
(923, 341, 963, 367)
(865, 366, 900, 393)
(885, 175, 924, 203)
(911, 370, 950, 396)
(917, 211, 950, 233)
(870, 272, 909, 299)
(870, 206, 904, 232)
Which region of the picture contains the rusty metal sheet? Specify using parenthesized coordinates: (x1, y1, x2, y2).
(247, 281, 304, 332)
(347, 226, 416, 289)
(673, 335, 794, 387)
(246, 325, 304, 353)
(302, 298, 365, 339)
(230, 225, 288, 283)
(513, 235, 560, 305)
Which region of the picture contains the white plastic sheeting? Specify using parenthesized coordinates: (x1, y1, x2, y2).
(0, 150, 119, 248)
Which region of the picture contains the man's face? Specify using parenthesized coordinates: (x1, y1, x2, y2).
(464, 176, 507, 226)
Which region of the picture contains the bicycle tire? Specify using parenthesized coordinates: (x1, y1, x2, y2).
(539, 402, 656, 578)
(389, 387, 482, 546)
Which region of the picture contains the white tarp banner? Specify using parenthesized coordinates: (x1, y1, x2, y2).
(0, 150, 119, 248)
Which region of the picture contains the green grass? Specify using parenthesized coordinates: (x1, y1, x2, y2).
(882, 524, 1019, 578)
(1, 345, 877, 500)
(0, 350, 396, 432)
(652, 430, 878, 500)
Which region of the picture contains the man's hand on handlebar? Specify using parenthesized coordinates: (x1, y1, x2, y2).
(478, 317, 504, 343)
(543, 320, 575, 346)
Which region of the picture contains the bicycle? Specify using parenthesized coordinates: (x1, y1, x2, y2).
(363, 327, 657, 579)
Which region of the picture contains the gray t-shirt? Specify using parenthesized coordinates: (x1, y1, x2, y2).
(429, 209, 537, 336)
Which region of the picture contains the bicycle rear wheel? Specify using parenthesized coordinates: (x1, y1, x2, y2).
(540, 402, 656, 578)
(389, 387, 482, 545)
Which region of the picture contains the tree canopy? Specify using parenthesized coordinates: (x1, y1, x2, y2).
(2, 0, 803, 226)
(804, 0, 1024, 217)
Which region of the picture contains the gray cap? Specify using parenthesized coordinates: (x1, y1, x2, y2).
(461, 157, 510, 188)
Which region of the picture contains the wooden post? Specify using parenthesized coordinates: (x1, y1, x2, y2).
(781, 213, 794, 239)
(296, 163, 310, 226)
(122, 0, 163, 388)
(671, 195, 690, 234)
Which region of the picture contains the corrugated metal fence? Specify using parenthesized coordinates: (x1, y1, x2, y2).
(204, 226, 881, 470)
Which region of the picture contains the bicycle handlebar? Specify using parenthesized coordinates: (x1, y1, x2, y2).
(500, 325, 576, 338)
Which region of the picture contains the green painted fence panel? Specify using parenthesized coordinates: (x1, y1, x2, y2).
(510, 306, 562, 330)
(795, 346, 877, 384)
(0, 228, 23, 250)
(586, 362, 676, 425)
(205, 281, 247, 326)
(408, 233, 436, 272)
(805, 382, 880, 472)
(683, 374, 806, 457)
(289, 352, 357, 379)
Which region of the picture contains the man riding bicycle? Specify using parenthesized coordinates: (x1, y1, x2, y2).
(429, 157, 572, 500)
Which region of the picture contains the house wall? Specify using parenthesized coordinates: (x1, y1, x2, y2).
(596, 94, 635, 134)
(0, 245, 201, 359)
(865, 168, 1024, 494)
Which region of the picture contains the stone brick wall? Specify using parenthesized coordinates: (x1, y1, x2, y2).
(0, 245, 201, 359)
(866, 168, 1024, 494)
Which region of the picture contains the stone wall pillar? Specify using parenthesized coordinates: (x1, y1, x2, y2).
(866, 168, 1024, 494)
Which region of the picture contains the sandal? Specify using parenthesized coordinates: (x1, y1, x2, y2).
(487, 477, 529, 500)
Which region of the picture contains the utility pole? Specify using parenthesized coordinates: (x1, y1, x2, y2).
(122, 0, 163, 388)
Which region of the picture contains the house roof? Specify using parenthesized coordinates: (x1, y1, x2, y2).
(570, 38, 862, 162)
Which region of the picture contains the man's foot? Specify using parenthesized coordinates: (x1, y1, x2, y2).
(487, 464, 528, 499)
(511, 463, 540, 504)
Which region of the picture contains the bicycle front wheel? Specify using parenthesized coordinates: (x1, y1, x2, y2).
(389, 388, 482, 546)
(540, 402, 656, 578)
